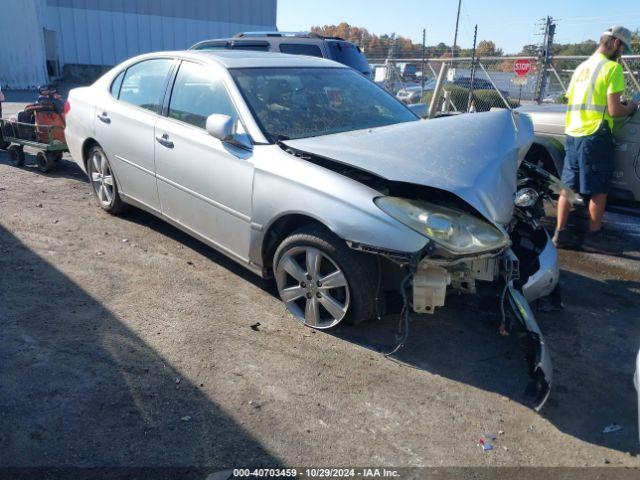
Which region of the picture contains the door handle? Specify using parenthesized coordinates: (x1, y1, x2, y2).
(97, 112, 111, 124)
(155, 133, 174, 149)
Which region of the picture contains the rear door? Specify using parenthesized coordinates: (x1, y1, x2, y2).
(95, 58, 174, 211)
(154, 60, 255, 262)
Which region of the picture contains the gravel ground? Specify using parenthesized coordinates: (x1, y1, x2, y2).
(1, 99, 640, 469)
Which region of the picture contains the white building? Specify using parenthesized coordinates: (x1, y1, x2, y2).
(0, 0, 278, 89)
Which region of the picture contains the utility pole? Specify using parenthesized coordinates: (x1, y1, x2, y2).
(385, 33, 397, 92)
(467, 24, 478, 112)
(452, 0, 462, 59)
(421, 28, 426, 97)
(534, 16, 556, 103)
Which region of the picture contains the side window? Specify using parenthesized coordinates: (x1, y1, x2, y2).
(119, 59, 173, 112)
(110, 70, 125, 98)
(168, 61, 238, 129)
(279, 43, 323, 57)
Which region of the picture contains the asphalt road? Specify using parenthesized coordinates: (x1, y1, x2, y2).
(1, 100, 640, 470)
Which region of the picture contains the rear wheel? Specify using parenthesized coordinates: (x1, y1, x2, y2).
(8, 145, 24, 166)
(36, 151, 55, 173)
(273, 225, 379, 329)
(87, 145, 126, 215)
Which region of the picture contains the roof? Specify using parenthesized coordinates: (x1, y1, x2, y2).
(176, 49, 346, 69)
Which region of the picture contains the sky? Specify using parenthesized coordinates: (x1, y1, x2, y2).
(277, 0, 640, 54)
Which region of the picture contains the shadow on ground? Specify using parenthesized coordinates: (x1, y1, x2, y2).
(0, 224, 278, 469)
(332, 267, 640, 454)
(3, 155, 639, 461)
(121, 199, 640, 454)
(0, 154, 87, 182)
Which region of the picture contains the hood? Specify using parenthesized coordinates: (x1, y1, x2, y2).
(283, 110, 534, 224)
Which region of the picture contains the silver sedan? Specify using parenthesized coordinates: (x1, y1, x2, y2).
(65, 50, 558, 410)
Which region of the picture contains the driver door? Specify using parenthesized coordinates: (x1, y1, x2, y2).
(154, 60, 254, 262)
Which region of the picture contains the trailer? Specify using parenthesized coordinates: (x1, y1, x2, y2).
(0, 118, 67, 173)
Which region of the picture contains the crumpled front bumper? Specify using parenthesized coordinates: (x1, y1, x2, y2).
(522, 232, 560, 303)
(507, 285, 553, 411)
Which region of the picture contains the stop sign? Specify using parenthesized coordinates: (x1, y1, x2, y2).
(514, 59, 532, 76)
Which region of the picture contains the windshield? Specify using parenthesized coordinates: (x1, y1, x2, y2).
(327, 41, 371, 76)
(230, 67, 419, 142)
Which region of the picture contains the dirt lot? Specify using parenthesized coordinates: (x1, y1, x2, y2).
(1, 99, 640, 470)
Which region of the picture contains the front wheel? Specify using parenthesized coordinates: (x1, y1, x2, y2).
(273, 225, 379, 329)
(87, 145, 126, 215)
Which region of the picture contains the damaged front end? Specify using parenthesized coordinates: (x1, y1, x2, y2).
(403, 234, 553, 411)
(281, 111, 555, 410)
(350, 194, 555, 410)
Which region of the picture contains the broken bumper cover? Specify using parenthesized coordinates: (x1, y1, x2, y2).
(507, 285, 553, 411)
(522, 233, 559, 303)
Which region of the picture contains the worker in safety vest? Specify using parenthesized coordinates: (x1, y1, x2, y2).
(553, 26, 638, 249)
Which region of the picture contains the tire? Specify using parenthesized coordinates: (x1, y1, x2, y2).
(273, 225, 379, 329)
(86, 144, 126, 215)
(36, 151, 55, 173)
(8, 145, 24, 167)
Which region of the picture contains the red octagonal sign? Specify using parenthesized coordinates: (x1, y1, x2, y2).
(514, 59, 532, 76)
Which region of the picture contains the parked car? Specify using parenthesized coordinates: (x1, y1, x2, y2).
(65, 50, 558, 410)
(395, 62, 419, 80)
(396, 80, 437, 104)
(452, 77, 510, 99)
(520, 103, 640, 206)
(190, 31, 372, 78)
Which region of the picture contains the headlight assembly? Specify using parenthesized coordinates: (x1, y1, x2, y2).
(514, 188, 539, 207)
(374, 197, 510, 255)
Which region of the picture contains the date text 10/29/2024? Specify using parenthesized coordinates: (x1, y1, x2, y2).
(232, 468, 400, 478)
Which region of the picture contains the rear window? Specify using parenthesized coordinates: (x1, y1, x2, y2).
(119, 59, 173, 112)
(279, 43, 323, 57)
(327, 41, 371, 77)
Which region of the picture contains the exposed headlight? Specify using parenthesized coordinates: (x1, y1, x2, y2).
(374, 197, 510, 255)
(514, 188, 539, 207)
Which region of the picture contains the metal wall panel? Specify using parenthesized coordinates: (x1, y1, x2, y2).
(1, 0, 277, 88)
(52, 0, 276, 66)
(0, 0, 48, 88)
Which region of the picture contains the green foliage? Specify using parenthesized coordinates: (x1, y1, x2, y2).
(422, 86, 519, 113)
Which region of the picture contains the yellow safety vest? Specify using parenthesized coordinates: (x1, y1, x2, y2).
(565, 52, 625, 137)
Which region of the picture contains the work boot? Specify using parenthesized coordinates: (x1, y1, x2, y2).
(551, 229, 580, 249)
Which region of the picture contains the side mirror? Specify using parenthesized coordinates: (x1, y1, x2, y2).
(205, 113, 253, 151)
(206, 114, 234, 141)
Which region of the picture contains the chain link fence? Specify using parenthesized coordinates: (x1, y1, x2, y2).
(366, 50, 640, 115)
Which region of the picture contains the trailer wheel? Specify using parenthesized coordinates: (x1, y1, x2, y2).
(8, 145, 24, 167)
(36, 151, 55, 173)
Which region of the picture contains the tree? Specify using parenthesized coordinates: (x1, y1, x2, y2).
(521, 44, 539, 56)
(476, 40, 503, 57)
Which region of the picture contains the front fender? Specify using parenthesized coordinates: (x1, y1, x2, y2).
(248, 146, 429, 267)
(531, 135, 566, 176)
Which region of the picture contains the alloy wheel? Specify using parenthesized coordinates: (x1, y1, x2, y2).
(275, 246, 350, 329)
(90, 150, 114, 207)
